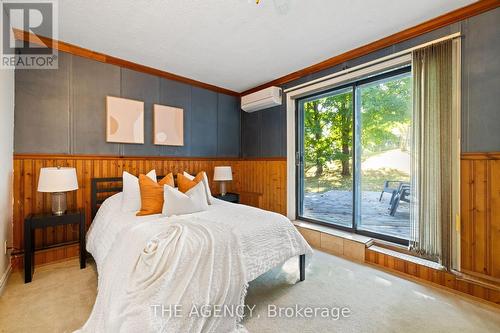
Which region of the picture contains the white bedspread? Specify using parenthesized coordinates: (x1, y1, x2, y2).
(87, 194, 312, 282)
(82, 193, 312, 332)
(79, 216, 248, 333)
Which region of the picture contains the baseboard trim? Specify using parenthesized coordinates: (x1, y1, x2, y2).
(0, 263, 12, 296)
(364, 260, 500, 311)
(366, 248, 500, 305)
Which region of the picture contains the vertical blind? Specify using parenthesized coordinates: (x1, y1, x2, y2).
(409, 40, 453, 268)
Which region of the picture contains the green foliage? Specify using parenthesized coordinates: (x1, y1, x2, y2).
(360, 76, 411, 153)
(303, 90, 352, 177)
(303, 74, 411, 178)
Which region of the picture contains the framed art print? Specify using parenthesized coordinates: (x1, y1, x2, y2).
(153, 104, 184, 146)
(106, 96, 144, 144)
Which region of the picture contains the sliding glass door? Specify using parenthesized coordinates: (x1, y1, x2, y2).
(356, 72, 412, 240)
(297, 67, 412, 244)
(297, 88, 353, 228)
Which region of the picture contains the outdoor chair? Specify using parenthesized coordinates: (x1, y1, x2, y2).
(389, 183, 410, 216)
(379, 180, 404, 203)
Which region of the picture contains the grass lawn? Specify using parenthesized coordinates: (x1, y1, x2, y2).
(305, 164, 409, 193)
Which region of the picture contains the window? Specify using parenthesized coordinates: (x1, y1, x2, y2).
(297, 67, 412, 244)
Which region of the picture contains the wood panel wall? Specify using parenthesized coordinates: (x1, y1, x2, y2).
(365, 248, 500, 305)
(363, 152, 500, 305)
(11, 151, 500, 304)
(460, 152, 500, 283)
(11, 154, 286, 266)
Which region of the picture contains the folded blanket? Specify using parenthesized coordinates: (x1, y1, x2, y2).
(77, 216, 248, 333)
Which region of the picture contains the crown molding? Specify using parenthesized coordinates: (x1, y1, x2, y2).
(11, 0, 499, 97)
(12, 28, 240, 97)
(241, 0, 500, 96)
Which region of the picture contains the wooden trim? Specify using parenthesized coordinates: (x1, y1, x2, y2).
(12, 29, 240, 97)
(365, 257, 500, 309)
(461, 268, 500, 287)
(12, 1, 498, 97)
(366, 248, 500, 305)
(241, 0, 500, 95)
(13, 153, 286, 161)
(461, 152, 500, 160)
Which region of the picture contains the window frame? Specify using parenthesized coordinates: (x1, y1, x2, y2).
(295, 66, 412, 246)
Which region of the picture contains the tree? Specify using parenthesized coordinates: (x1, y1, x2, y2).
(303, 91, 352, 178)
(329, 92, 353, 177)
(303, 75, 411, 179)
(359, 77, 411, 153)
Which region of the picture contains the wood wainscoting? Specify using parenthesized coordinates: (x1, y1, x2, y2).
(365, 247, 500, 305)
(10, 151, 500, 306)
(11, 154, 286, 267)
(461, 152, 500, 284)
(364, 152, 500, 305)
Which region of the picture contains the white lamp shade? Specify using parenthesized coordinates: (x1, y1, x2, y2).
(213, 166, 232, 181)
(37, 167, 79, 193)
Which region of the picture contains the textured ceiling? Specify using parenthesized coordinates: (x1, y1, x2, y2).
(52, 0, 474, 92)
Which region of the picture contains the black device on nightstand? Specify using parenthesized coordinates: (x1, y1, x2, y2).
(214, 192, 239, 203)
(24, 210, 86, 283)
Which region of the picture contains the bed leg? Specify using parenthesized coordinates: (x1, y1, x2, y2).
(299, 254, 305, 281)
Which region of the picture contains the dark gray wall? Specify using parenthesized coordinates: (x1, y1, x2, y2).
(15, 53, 241, 157)
(461, 9, 500, 152)
(241, 8, 500, 157)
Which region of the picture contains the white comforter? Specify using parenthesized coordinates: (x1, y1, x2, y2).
(82, 193, 312, 332)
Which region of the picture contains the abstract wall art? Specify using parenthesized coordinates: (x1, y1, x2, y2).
(153, 104, 184, 146)
(106, 96, 144, 144)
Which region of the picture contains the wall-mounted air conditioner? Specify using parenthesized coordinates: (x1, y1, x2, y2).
(241, 86, 282, 112)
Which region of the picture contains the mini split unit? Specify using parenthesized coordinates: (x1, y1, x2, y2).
(241, 86, 282, 112)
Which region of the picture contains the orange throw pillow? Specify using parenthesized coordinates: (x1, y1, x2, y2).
(177, 172, 204, 193)
(136, 173, 175, 216)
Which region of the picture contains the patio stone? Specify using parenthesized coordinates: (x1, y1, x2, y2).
(303, 190, 410, 240)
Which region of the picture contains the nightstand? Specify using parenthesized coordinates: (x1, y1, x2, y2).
(24, 210, 86, 283)
(214, 192, 239, 203)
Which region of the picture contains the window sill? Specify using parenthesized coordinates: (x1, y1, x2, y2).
(293, 219, 444, 271)
(292, 220, 372, 245)
(368, 245, 444, 271)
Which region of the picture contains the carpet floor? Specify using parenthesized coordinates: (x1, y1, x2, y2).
(1, 250, 499, 332)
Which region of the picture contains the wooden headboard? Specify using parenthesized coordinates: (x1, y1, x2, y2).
(91, 175, 173, 219)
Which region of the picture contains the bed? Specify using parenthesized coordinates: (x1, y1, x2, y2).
(79, 176, 313, 332)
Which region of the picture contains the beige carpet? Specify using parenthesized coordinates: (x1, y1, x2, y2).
(1, 250, 499, 333)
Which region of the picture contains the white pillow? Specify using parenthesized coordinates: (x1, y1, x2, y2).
(162, 182, 208, 217)
(183, 171, 214, 205)
(121, 170, 157, 212)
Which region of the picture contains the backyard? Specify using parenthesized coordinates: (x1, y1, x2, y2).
(303, 149, 411, 239)
(299, 71, 412, 240)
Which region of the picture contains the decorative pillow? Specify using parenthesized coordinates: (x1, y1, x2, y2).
(122, 170, 156, 212)
(183, 171, 214, 205)
(136, 173, 175, 216)
(177, 172, 204, 193)
(162, 182, 209, 217)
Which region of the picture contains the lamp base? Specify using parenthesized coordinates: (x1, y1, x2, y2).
(219, 181, 227, 196)
(51, 192, 67, 215)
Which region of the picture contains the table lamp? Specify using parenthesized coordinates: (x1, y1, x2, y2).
(213, 166, 232, 196)
(37, 167, 79, 215)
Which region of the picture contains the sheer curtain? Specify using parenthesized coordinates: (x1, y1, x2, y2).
(410, 40, 453, 268)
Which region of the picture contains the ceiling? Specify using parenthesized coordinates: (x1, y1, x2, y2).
(51, 0, 476, 92)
